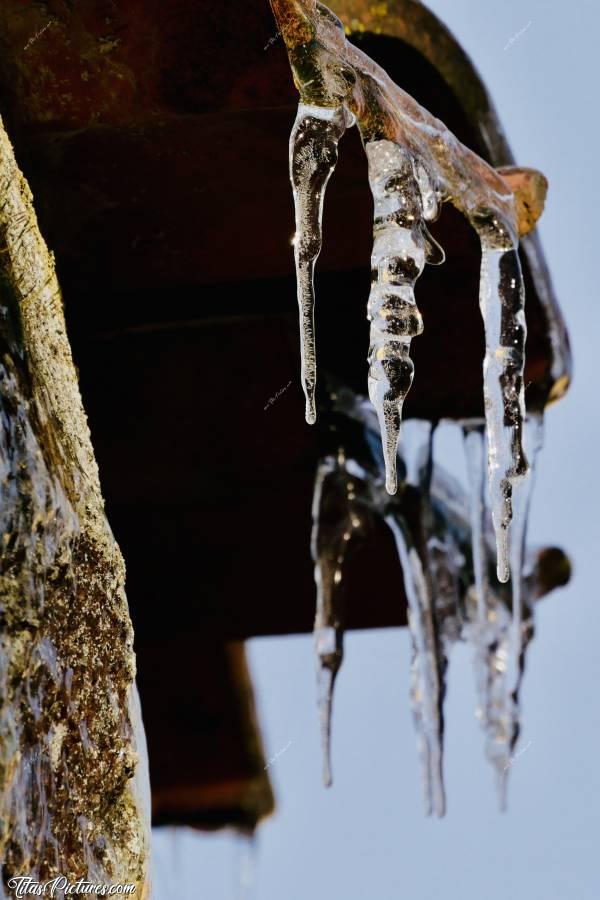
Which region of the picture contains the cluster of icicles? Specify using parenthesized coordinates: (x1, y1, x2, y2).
(311, 388, 543, 814)
(284, 11, 543, 814)
(291, 106, 528, 585)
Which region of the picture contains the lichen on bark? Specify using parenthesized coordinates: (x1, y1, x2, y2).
(0, 115, 150, 895)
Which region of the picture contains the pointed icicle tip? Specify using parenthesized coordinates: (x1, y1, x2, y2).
(304, 382, 317, 423)
(383, 438, 398, 493)
(496, 528, 510, 583)
(497, 767, 509, 813)
(317, 663, 336, 788)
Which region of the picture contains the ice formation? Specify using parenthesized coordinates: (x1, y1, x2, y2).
(366, 143, 442, 495)
(273, 0, 561, 815)
(312, 385, 554, 811)
(279, 0, 535, 574)
(311, 451, 371, 786)
(291, 104, 350, 425)
(477, 241, 528, 583)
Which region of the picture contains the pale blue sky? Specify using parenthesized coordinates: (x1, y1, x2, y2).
(154, 2, 599, 897)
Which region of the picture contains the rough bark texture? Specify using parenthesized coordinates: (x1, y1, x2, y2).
(0, 116, 150, 894)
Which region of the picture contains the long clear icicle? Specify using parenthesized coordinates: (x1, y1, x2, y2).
(235, 831, 258, 900)
(385, 421, 446, 817)
(508, 414, 544, 645)
(463, 426, 489, 628)
(385, 515, 445, 817)
(476, 231, 529, 583)
(462, 425, 512, 800)
(462, 417, 543, 808)
(502, 414, 544, 762)
(311, 452, 369, 786)
(311, 458, 343, 787)
(290, 104, 349, 424)
(366, 142, 443, 495)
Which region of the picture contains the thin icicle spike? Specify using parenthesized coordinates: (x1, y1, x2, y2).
(462, 424, 512, 800)
(508, 414, 544, 634)
(290, 104, 348, 424)
(380, 421, 446, 817)
(311, 460, 339, 787)
(503, 413, 544, 741)
(385, 515, 446, 817)
(461, 415, 543, 810)
(315, 658, 335, 787)
(476, 228, 529, 583)
(311, 453, 367, 786)
(463, 426, 489, 625)
(233, 831, 259, 900)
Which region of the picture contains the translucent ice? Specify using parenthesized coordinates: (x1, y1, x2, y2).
(272, 0, 561, 816)
(273, 0, 541, 578)
(476, 238, 529, 582)
(462, 416, 543, 807)
(311, 384, 561, 812)
(366, 143, 442, 495)
(311, 451, 371, 785)
(385, 509, 446, 817)
(463, 426, 489, 628)
(290, 104, 349, 424)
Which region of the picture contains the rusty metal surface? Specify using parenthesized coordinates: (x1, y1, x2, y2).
(141, 641, 274, 830)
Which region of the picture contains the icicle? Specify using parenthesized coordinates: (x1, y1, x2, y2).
(311, 458, 342, 788)
(311, 451, 369, 786)
(501, 414, 544, 767)
(385, 421, 446, 817)
(275, 1, 547, 554)
(508, 414, 543, 637)
(235, 831, 258, 900)
(462, 416, 543, 808)
(485, 611, 513, 810)
(463, 425, 489, 627)
(461, 424, 511, 801)
(313, 373, 559, 812)
(426, 525, 464, 658)
(475, 223, 529, 583)
(290, 103, 349, 424)
(385, 514, 445, 817)
(365, 143, 434, 495)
